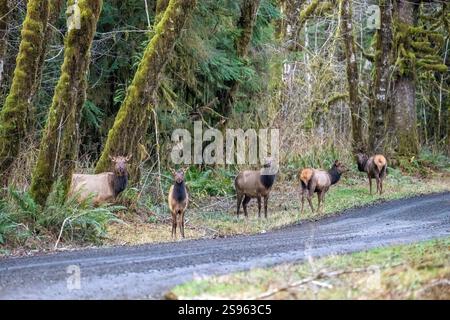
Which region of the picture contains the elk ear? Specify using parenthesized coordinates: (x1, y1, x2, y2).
(182, 167, 189, 174)
(125, 154, 132, 162)
(109, 155, 116, 162)
(169, 168, 176, 176)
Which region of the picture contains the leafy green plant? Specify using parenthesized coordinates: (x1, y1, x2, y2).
(3, 181, 124, 246)
(285, 144, 350, 179)
(398, 148, 450, 176)
(82, 100, 105, 129)
(185, 167, 235, 197)
(0, 200, 19, 244)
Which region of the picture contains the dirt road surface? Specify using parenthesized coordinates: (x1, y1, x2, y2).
(1, 192, 449, 299)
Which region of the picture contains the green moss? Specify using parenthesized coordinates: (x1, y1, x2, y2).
(393, 10, 447, 77)
(0, 0, 49, 180)
(30, 0, 103, 205)
(95, 0, 197, 178)
(299, 0, 320, 24)
(396, 127, 420, 157)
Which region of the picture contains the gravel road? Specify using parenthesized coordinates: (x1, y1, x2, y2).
(1, 192, 449, 299)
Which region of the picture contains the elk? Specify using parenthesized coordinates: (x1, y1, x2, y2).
(235, 157, 277, 218)
(356, 153, 387, 195)
(69, 155, 131, 205)
(299, 160, 347, 214)
(168, 168, 189, 239)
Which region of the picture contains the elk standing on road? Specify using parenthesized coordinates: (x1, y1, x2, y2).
(235, 157, 278, 218)
(299, 160, 347, 214)
(168, 168, 189, 239)
(356, 153, 387, 195)
(69, 155, 131, 205)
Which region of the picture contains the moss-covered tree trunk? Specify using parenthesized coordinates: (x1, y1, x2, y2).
(30, 0, 64, 106)
(0, 0, 49, 182)
(340, 0, 364, 153)
(155, 0, 170, 24)
(218, 0, 260, 119)
(392, 0, 420, 157)
(0, 0, 9, 91)
(95, 0, 197, 178)
(30, 0, 103, 205)
(369, 0, 393, 154)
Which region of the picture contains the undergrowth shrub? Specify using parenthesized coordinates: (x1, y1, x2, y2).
(398, 149, 450, 176)
(185, 167, 235, 197)
(0, 181, 123, 247)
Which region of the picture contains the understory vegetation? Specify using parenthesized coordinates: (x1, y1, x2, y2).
(169, 238, 450, 299)
(1, 147, 448, 255)
(0, 1, 449, 253)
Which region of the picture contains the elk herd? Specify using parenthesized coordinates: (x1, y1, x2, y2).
(68, 153, 388, 240)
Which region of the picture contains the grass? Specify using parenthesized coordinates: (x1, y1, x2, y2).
(105, 169, 450, 246)
(169, 238, 450, 300)
(2, 149, 450, 255)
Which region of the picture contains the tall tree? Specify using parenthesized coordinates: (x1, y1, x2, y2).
(30, 0, 103, 205)
(0, 0, 9, 90)
(95, 0, 197, 178)
(218, 0, 261, 118)
(0, 0, 50, 182)
(30, 0, 64, 109)
(155, 0, 170, 24)
(369, 0, 393, 154)
(392, 0, 420, 157)
(340, 0, 364, 152)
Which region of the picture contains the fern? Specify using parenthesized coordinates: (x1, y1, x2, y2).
(82, 100, 104, 129)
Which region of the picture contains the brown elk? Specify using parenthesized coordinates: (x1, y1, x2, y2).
(69, 155, 131, 205)
(299, 160, 347, 214)
(168, 168, 189, 239)
(235, 157, 277, 218)
(356, 153, 387, 195)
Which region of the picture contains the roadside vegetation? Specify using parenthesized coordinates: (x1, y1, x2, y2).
(0, 1, 449, 259)
(169, 238, 450, 300)
(2, 148, 448, 256)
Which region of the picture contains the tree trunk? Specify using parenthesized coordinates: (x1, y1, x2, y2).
(392, 0, 420, 157)
(155, 0, 170, 24)
(95, 0, 197, 179)
(369, 0, 393, 154)
(30, 0, 103, 205)
(340, 0, 364, 153)
(29, 0, 64, 108)
(0, 0, 49, 182)
(219, 0, 260, 119)
(0, 0, 9, 91)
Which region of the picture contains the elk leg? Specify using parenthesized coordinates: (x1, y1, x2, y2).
(179, 212, 185, 239)
(321, 191, 327, 214)
(368, 174, 372, 195)
(172, 214, 177, 239)
(243, 195, 251, 218)
(306, 191, 314, 213)
(380, 178, 384, 194)
(300, 186, 305, 215)
(257, 196, 262, 218)
(317, 192, 323, 214)
(264, 195, 269, 219)
(307, 181, 316, 213)
(376, 176, 380, 195)
(236, 193, 243, 216)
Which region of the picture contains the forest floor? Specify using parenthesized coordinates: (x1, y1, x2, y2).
(1, 170, 449, 257)
(170, 238, 450, 300)
(106, 171, 450, 246)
